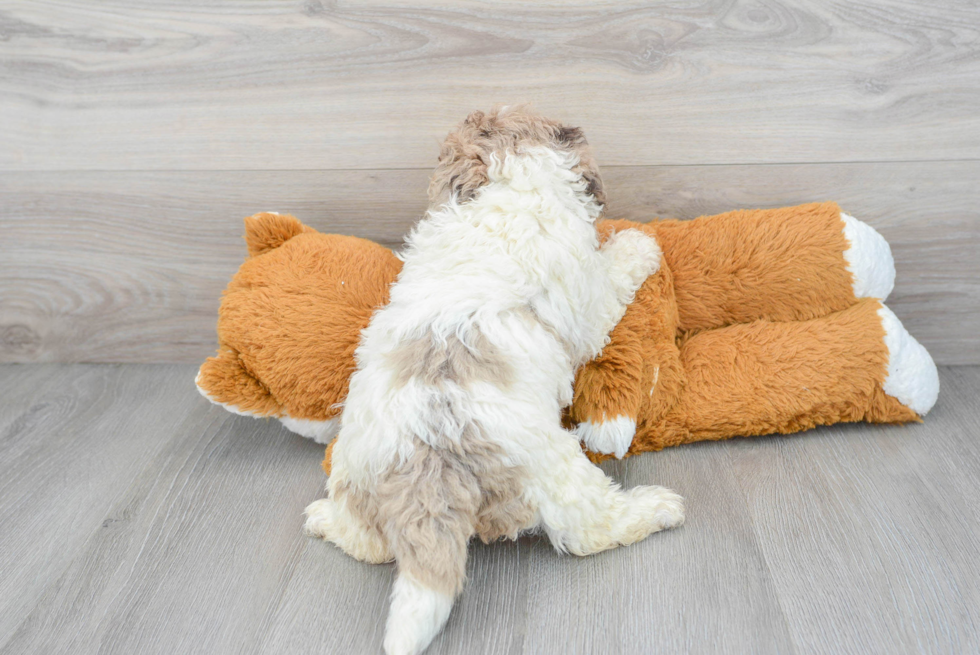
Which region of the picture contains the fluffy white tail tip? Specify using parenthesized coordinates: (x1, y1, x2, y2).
(878, 305, 940, 416)
(383, 575, 454, 655)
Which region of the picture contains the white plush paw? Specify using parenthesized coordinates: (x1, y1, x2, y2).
(878, 305, 939, 416)
(629, 485, 686, 531)
(574, 416, 636, 459)
(842, 213, 895, 300)
(602, 229, 662, 300)
(279, 416, 340, 444)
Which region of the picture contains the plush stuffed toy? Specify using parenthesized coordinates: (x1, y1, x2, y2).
(196, 203, 939, 472)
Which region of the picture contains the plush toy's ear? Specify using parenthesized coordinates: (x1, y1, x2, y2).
(243, 212, 316, 258)
(195, 347, 282, 418)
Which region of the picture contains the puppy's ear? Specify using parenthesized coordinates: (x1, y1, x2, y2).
(428, 113, 495, 205)
(464, 110, 487, 127)
(555, 125, 588, 149)
(555, 124, 605, 206)
(429, 141, 490, 205)
(582, 168, 606, 206)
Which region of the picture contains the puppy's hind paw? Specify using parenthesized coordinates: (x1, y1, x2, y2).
(575, 416, 636, 459)
(303, 498, 335, 540)
(628, 485, 686, 532)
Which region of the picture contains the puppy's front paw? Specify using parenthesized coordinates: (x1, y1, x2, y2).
(575, 416, 636, 459)
(602, 229, 662, 300)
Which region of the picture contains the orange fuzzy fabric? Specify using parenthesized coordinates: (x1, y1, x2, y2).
(195, 205, 922, 476)
(197, 214, 402, 423)
(577, 202, 918, 464)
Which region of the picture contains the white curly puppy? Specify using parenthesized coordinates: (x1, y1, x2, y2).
(305, 107, 684, 655)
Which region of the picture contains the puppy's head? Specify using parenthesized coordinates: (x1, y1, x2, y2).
(428, 105, 605, 208)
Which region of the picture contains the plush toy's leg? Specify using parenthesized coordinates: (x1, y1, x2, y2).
(629, 299, 938, 452)
(651, 202, 895, 331)
(876, 304, 940, 416)
(570, 282, 651, 458)
(197, 348, 341, 443)
(570, 261, 683, 459)
(840, 212, 895, 300)
(533, 430, 684, 555)
(195, 347, 281, 418)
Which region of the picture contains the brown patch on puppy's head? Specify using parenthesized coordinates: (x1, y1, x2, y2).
(428, 105, 605, 208)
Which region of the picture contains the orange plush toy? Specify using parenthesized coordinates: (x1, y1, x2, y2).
(196, 204, 939, 471)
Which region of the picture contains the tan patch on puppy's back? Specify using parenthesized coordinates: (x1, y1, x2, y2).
(387, 328, 514, 389)
(339, 427, 532, 595)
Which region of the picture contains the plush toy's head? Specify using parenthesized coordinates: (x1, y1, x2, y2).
(195, 213, 402, 435)
(427, 105, 605, 208)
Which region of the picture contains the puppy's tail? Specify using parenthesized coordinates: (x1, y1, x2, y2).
(380, 443, 478, 655)
(384, 573, 456, 655)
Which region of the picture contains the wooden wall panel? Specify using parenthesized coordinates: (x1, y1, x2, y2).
(2, 161, 976, 364)
(2, 1, 979, 170)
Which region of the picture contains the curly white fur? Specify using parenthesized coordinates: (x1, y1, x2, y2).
(305, 146, 683, 655)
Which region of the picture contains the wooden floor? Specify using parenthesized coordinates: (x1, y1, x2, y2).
(1, 363, 977, 655)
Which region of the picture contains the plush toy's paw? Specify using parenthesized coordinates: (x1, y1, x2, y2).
(575, 416, 636, 459)
(602, 229, 662, 302)
(279, 416, 340, 445)
(878, 305, 940, 416)
(841, 213, 895, 300)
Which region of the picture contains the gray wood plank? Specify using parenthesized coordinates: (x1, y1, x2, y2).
(908, 366, 980, 531)
(3, 402, 327, 655)
(2, 1, 980, 170)
(728, 366, 980, 655)
(251, 526, 534, 655)
(519, 448, 797, 655)
(0, 364, 219, 646)
(2, 161, 976, 364)
(0, 364, 67, 431)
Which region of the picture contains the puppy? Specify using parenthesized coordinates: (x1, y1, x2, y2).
(305, 107, 684, 655)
